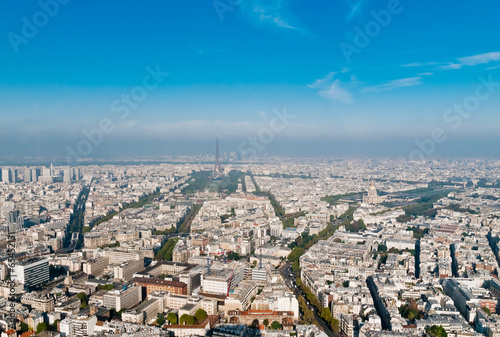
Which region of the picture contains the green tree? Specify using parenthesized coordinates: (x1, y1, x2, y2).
(52, 319, 60, 331)
(271, 321, 282, 330)
(76, 292, 88, 303)
(167, 312, 178, 325)
(194, 308, 208, 323)
(321, 307, 331, 321)
(426, 325, 447, 337)
(36, 322, 48, 334)
(97, 284, 115, 291)
(155, 238, 179, 261)
(80, 300, 88, 309)
(156, 313, 166, 326)
(263, 319, 269, 327)
(179, 314, 195, 325)
(19, 322, 29, 333)
(377, 244, 388, 252)
(288, 247, 304, 263)
(331, 318, 340, 332)
(482, 307, 492, 316)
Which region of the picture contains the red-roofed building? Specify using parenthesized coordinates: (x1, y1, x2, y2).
(133, 277, 188, 296)
(1, 329, 17, 337)
(227, 310, 295, 328)
(19, 331, 35, 337)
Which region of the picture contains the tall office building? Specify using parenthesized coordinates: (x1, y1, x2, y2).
(12, 258, 50, 290)
(72, 168, 81, 180)
(103, 285, 142, 311)
(63, 168, 71, 183)
(1, 168, 11, 183)
(31, 168, 40, 182)
(23, 168, 31, 182)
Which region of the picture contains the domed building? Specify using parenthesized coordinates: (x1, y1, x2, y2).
(362, 181, 386, 205)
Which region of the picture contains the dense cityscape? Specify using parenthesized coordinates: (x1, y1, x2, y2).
(2, 1, 500, 337)
(1, 149, 500, 337)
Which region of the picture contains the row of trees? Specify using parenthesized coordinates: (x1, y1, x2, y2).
(157, 309, 208, 326)
(288, 207, 355, 271)
(66, 184, 91, 249)
(345, 219, 366, 232)
(178, 204, 202, 233)
(155, 238, 179, 261)
(397, 191, 449, 222)
(90, 188, 161, 229)
(286, 209, 360, 331)
(295, 277, 340, 332)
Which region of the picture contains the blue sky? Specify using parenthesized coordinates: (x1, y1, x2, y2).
(1, 0, 500, 160)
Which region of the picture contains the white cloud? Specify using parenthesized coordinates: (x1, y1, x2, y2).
(362, 76, 422, 92)
(438, 63, 463, 70)
(318, 80, 353, 104)
(346, 0, 369, 21)
(401, 61, 439, 68)
(240, 0, 307, 34)
(308, 72, 336, 89)
(308, 72, 353, 104)
(406, 51, 500, 71)
(458, 51, 500, 66)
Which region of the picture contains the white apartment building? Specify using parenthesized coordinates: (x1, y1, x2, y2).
(103, 285, 141, 311)
(12, 257, 50, 289)
(71, 315, 98, 337)
(113, 257, 144, 281)
(82, 257, 109, 277)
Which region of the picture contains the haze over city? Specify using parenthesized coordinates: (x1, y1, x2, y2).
(1, 1, 500, 160)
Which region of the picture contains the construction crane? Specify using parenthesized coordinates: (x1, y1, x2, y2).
(226, 262, 237, 297)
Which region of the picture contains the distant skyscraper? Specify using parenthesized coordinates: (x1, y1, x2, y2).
(23, 168, 31, 182)
(31, 168, 40, 182)
(40, 167, 53, 183)
(63, 168, 71, 183)
(1, 168, 11, 183)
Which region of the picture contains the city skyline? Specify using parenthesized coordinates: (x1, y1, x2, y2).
(1, 1, 500, 160)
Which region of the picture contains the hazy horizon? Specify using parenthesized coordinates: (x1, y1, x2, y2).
(1, 1, 500, 161)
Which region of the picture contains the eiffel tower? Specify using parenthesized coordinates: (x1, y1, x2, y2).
(212, 137, 224, 180)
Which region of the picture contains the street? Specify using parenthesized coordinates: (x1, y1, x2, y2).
(279, 262, 339, 337)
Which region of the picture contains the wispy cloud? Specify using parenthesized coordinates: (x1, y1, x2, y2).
(239, 0, 307, 34)
(319, 80, 354, 103)
(308, 72, 353, 104)
(439, 51, 500, 70)
(404, 51, 500, 71)
(346, 0, 369, 21)
(362, 76, 422, 92)
(401, 61, 439, 68)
